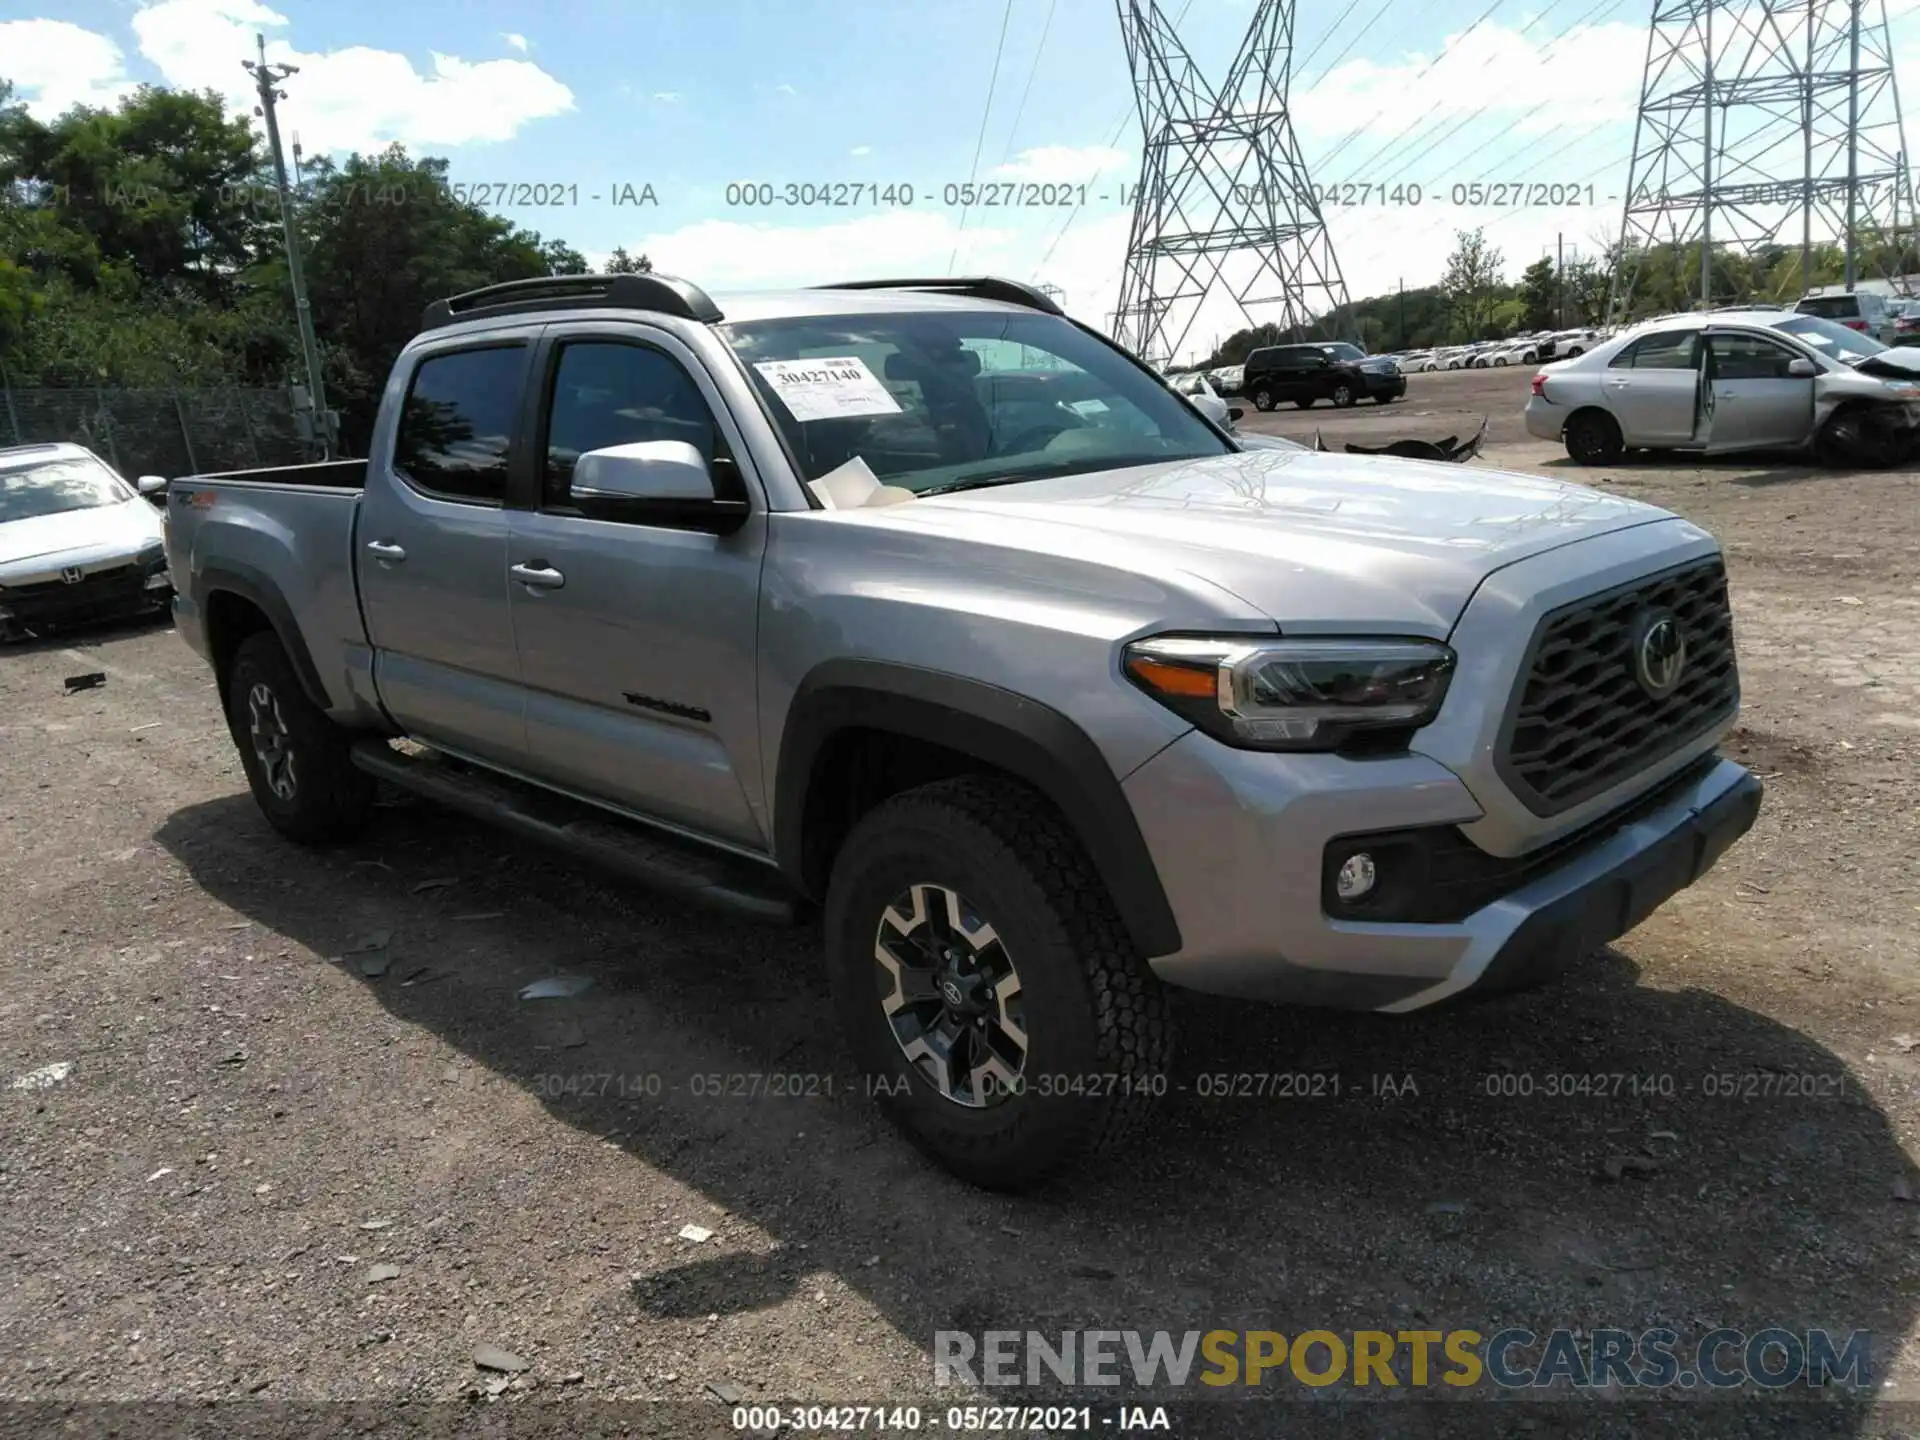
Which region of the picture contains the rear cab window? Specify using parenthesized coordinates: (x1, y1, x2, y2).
(392, 345, 527, 504)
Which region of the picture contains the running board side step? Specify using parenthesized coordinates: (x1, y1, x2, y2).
(349, 741, 797, 923)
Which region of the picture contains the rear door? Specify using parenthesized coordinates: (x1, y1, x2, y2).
(1701, 329, 1816, 453)
(505, 324, 769, 848)
(1601, 329, 1703, 445)
(356, 337, 536, 769)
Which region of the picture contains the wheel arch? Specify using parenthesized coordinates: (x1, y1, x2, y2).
(199, 563, 329, 710)
(774, 660, 1183, 958)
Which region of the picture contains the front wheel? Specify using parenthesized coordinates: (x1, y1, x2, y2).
(824, 777, 1173, 1190)
(1331, 382, 1356, 408)
(1564, 409, 1625, 466)
(225, 631, 373, 843)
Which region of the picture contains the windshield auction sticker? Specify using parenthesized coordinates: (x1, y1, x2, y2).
(753, 356, 903, 422)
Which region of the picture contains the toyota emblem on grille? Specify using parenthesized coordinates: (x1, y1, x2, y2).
(1633, 611, 1687, 697)
(60, 567, 84, 584)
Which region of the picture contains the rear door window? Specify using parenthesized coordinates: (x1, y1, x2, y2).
(1610, 331, 1701, 370)
(392, 346, 526, 504)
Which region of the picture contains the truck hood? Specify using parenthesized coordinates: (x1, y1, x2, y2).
(856, 447, 1671, 633)
(0, 498, 164, 572)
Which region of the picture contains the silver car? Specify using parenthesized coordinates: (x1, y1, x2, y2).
(1524, 308, 1920, 465)
(0, 442, 172, 641)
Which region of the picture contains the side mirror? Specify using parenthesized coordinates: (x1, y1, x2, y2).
(569, 440, 748, 531)
(137, 475, 167, 498)
(1228, 406, 1245, 422)
(1786, 357, 1818, 378)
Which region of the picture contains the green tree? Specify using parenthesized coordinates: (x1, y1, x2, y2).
(1441, 228, 1505, 337)
(606, 245, 652, 273)
(1518, 255, 1557, 331)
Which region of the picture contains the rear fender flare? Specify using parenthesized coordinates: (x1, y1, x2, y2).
(197, 562, 329, 710)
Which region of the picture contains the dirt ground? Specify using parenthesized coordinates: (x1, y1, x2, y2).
(2, 366, 1918, 1439)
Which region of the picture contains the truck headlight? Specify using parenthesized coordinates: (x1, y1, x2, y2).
(1123, 635, 1456, 752)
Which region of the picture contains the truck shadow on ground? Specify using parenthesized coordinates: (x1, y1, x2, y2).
(156, 790, 1913, 1434)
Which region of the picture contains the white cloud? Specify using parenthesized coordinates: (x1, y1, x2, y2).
(652, 90, 682, 103)
(776, 83, 798, 96)
(626, 211, 1019, 292)
(33, 0, 579, 153)
(1292, 20, 1648, 144)
(850, 145, 872, 156)
(501, 32, 528, 53)
(0, 19, 137, 118)
(991, 145, 1132, 185)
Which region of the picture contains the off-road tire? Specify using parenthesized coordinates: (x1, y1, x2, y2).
(1564, 409, 1625, 466)
(824, 776, 1173, 1190)
(225, 631, 373, 844)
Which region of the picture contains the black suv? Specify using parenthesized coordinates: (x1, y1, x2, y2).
(1242, 342, 1405, 411)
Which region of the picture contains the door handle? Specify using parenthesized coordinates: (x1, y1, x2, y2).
(365, 540, 407, 561)
(510, 562, 566, 590)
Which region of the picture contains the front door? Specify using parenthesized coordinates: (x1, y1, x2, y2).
(1601, 328, 1703, 446)
(1701, 330, 1817, 453)
(506, 327, 768, 849)
(357, 339, 534, 769)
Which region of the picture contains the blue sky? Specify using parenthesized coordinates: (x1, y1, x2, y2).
(8, 0, 1920, 362)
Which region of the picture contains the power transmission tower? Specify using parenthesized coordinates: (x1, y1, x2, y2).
(1610, 0, 1916, 320)
(244, 34, 336, 459)
(1112, 0, 1353, 368)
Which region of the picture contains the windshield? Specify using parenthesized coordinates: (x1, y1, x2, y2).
(0, 455, 132, 525)
(718, 309, 1233, 496)
(1773, 314, 1886, 364)
(1319, 343, 1366, 362)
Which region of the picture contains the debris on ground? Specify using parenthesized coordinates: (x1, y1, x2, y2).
(518, 974, 593, 1001)
(1894, 1175, 1915, 1203)
(1315, 415, 1488, 463)
(473, 1343, 529, 1374)
(410, 877, 457, 894)
(366, 1263, 401, 1283)
(62, 672, 106, 693)
(678, 1224, 714, 1243)
(9, 1061, 72, 1090)
(1600, 1155, 1660, 1182)
(705, 1381, 744, 1404)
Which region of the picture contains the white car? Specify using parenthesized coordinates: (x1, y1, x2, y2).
(0, 442, 172, 641)
(1168, 372, 1240, 432)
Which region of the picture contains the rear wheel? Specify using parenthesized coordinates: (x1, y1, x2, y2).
(1564, 409, 1625, 466)
(225, 631, 373, 843)
(824, 777, 1173, 1190)
(1251, 388, 1275, 411)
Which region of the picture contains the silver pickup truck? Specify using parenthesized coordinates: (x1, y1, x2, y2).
(164, 273, 1762, 1188)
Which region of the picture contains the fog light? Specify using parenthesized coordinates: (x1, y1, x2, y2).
(1335, 852, 1377, 902)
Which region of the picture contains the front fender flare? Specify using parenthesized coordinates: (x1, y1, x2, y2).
(774, 659, 1183, 958)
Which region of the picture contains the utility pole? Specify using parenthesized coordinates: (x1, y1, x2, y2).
(1701, 0, 1713, 310)
(1397, 278, 1404, 349)
(1556, 233, 1564, 328)
(244, 34, 334, 459)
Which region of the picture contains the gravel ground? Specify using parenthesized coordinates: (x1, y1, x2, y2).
(3, 368, 1917, 1438)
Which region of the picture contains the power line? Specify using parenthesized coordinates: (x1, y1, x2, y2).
(949, 0, 1018, 271)
(995, 0, 1060, 168)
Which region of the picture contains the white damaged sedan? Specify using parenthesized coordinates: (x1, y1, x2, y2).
(1525, 308, 1920, 466)
(0, 442, 173, 641)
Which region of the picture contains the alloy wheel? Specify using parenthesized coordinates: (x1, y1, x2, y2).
(246, 681, 298, 802)
(873, 882, 1026, 1109)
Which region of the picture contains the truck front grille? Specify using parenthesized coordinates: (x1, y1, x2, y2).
(1497, 557, 1738, 816)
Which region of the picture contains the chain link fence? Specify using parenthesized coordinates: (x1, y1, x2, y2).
(0, 386, 315, 480)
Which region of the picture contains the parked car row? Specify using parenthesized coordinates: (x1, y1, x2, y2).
(1396, 329, 1604, 373)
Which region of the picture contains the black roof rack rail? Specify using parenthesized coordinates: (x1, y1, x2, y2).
(808, 276, 1065, 316)
(420, 273, 723, 331)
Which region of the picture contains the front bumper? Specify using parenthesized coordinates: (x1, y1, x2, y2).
(1125, 730, 1760, 1012)
(0, 556, 171, 636)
